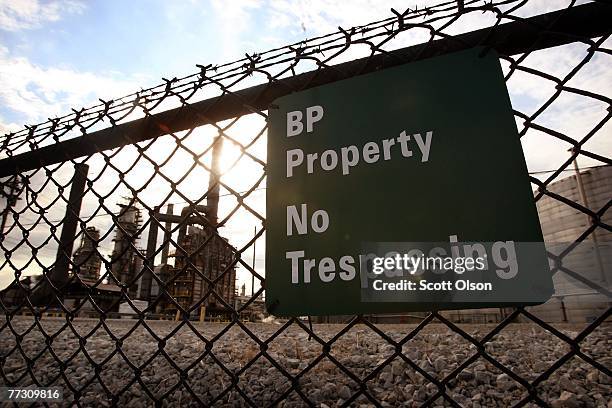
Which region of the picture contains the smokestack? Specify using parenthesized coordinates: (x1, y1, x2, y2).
(160, 203, 173, 265)
(52, 163, 89, 288)
(207, 136, 223, 227)
(141, 207, 159, 300)
(72, 226, 101, 280)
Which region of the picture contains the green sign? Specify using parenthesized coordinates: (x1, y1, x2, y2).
(266, 47, 552, 317)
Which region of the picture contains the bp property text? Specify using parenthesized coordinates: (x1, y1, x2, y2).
(283, 105, 434, 285)
(285, 105, 432, 177)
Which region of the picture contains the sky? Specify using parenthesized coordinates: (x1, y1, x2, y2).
(0, 0, 440, 130)
(0, 0, 610, 295)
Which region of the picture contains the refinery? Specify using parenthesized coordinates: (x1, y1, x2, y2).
(0, 141, 265, 322)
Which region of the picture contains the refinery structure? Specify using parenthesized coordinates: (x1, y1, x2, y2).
(527, 164, 611, 322)
(72, 226, 103, 282)
(0, 140, 257, 320)
(60, 199, 240, 319)
(109, 202, 143, 299)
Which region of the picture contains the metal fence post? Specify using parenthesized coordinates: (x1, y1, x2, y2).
(141, 207, 159, 301)
(50, 163, 89, 291)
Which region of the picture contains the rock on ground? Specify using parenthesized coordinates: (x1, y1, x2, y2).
(0, 317, 610, 407)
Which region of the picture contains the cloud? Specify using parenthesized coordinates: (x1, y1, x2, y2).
(265, 0, 429, 36)
(0, 118, 20, 134)
(0, 45, 144, 128)
(210, 0, 262, 60)
(0, 0, 85, 31)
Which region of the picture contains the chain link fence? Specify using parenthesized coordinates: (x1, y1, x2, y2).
(0, 0, 610, 406)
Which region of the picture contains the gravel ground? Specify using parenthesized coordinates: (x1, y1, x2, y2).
(0, 317, 610, 407)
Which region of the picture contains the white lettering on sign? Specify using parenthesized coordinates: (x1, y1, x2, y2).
(286, 204, 329, 236)
(306, 106, 324, 132)
(284, 104, 433, 177)
(340, 146, 359, 175)
(285, 131, 434, 178)
(286, 149, 303, 177)
(282, 103, 447, 286)
(286, 111, 303, 137)
(282, 235, 519, 285)
(284, 250, 358, 284)
(286, 105, 324, 137)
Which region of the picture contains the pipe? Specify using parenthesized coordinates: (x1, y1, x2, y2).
(160, 203, 174, 265)
(140, 208, 159, 301)
(207, 136, 222, 227)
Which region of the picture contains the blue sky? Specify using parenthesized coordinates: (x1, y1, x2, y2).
(3, 1, 279, 77)
(0, 0, 265, 124)
(0, 0, 427, 128)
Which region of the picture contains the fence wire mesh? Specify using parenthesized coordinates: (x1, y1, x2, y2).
(0, 0, 611, 406)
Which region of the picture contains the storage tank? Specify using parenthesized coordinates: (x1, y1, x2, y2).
(529, 165, 611, 322)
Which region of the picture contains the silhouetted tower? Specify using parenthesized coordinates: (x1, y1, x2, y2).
(166, 221, 236, 315)
(1, 178, 22, 235)
(140, 137, 237, 315)
(72, 226, 102, 281)
(110, 200, 142, 297)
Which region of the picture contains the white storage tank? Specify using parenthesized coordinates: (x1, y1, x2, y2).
(529, 165, 611, 322)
